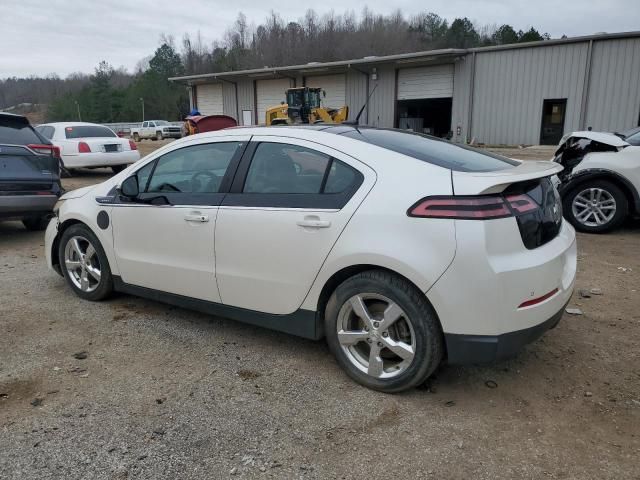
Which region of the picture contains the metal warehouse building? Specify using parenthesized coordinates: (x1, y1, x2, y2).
(170, 31, 640, 146)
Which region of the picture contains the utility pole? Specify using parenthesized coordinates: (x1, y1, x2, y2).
(74, 100, 81, 121)
(139, 97, 145, 121)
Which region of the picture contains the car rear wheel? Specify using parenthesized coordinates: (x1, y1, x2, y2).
(22, 215, 50, 231)
(58, 224, 113, 301)
(325, 270, 443, 392)
(564, 180, 628, 233)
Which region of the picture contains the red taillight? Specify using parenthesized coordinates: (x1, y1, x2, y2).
(408, 196, 511, 219)
(408, 194, 540, 220)
(518, 288, 559, 309)
(78, 142, 91, 153)
(128, 140, 137, 151)
(27, 144, 58, 158)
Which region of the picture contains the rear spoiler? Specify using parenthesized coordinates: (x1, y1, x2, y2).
(452, 161, 563, 195)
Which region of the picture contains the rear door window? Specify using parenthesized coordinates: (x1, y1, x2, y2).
(36, 125, 55, 140)
(65, 125, 117, 139)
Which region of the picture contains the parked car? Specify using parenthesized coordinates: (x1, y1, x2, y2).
(553, 131, 640, 232)
(616, 126, 640, 146)
(36, 122, 140, 174)
(45, 126, 576, 392)
(0, 112, 62, 230)
(130, 120, 182, 141)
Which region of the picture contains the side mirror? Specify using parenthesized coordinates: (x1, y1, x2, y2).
(119, 175, 139, 198)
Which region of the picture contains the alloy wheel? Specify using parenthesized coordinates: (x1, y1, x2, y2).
(64, 235, 102, 293)
(337, 293, 416, 379)
(572, 187, 616, 227)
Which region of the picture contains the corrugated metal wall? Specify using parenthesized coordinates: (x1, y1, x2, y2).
(584, 37, 640, 132)
(470, 43, 589, 145)
(451, 57, 472, 143)
(366, 65, 396, 128)
(345, 70, 368, 122)
(235, 79, 254, 125)
(222, 82, 237, 121)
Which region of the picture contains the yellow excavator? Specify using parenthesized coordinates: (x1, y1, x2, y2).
(265, 87, 349, 126)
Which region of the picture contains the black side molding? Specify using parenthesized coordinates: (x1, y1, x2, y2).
(112, 276, 322, 340)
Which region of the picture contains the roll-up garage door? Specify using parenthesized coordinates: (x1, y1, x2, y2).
(256, 78, 292, 125)
(397, 65, 454, 100)
(305, 74, 346, 109)
(196, 84, 224, 115)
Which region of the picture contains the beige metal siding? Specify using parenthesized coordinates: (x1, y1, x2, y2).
(470, 43, 589, 145)
(345, 70, 368, 122)
(451, 57, 472, 143)
(397, 65, 454, 100)
(305, 74, 346, 109)
(196, 84, 224, 115)
(222, 82, 237, 120)
(256, 78, 292, 125)
(584, 37, 640, 132)
(236, 79, 255, 125)
(367, 65, 396, 128)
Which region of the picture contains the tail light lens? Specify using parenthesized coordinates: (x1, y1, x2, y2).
(27, 144, 59, 158)
(78, 142, 91, 153)
(128, 140, 137, 150)
(408, 194, 540, 220)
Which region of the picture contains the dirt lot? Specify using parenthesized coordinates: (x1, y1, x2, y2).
(1, 141, 639, 479)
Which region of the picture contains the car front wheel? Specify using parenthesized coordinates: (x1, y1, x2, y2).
(325, 270, 443, 392)
(58, 224, 113, 301)
(564, 180, 628, 233)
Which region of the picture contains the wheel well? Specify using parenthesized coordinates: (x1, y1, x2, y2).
(50, 219, 85, 272)
(566, 173, 639, 214)
(314, 264, 442, 337)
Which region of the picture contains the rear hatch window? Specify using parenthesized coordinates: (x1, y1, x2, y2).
(340, 128, 519, 172)
(65, 125, 116, 139)
(0, 118, 44, 145)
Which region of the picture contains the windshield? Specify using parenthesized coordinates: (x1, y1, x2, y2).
(64, 125, 117, 139)
(340, 128, 519, 172)
(625, 131, 640, 146)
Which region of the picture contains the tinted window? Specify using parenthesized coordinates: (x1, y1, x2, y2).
(0, 118, 42, 145)
(625, 131, 640, 146)
(340, 128, 519, 172)
(64, 125, 116, 139)
(142, 122, 148, 128)
(135, 161, 155, 192)
(36, 125, 55, 139)
(244, 143, 330, 194)
(324, 160, 357, 193)
(146, 142, 241, 194)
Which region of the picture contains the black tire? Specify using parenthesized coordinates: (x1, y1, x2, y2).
(133, 133, 140, 142)
(58, 224, 113, 301)
(324, 270, 443, 393)
(22, 215, 50, 231)
(563, 179, 628, 233)
(156, 131, 163, 141)
(111, 165, 126, 174)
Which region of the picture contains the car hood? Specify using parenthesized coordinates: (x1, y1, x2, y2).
(558, 131, 629, 148)
(60, 185, 96, 200)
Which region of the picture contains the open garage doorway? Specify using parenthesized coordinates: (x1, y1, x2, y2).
(396, 98, 452, 137)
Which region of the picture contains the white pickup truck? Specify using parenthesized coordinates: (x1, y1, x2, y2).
(130, 120, 182, 141)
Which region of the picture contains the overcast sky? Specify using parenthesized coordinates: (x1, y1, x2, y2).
(1, 0, 639, 78)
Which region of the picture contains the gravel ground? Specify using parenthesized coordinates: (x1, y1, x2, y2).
(1, 141, 639, 479)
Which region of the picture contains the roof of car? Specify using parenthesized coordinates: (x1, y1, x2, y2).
(0, 111, 29, 125)
(40, 122, 114, 127)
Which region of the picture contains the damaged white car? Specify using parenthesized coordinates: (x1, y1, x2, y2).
(553, 131, 640, 232)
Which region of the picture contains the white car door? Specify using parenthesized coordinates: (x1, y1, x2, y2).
(215, 135, 375, 314)
(111, 136, 249, 301)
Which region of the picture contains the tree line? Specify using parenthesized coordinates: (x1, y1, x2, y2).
(0, 9, 553, 122)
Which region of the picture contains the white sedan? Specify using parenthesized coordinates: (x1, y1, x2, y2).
(45, 126, 576, 392)
(36, 122, 140, 174)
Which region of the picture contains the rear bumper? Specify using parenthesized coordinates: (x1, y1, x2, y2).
(62, 150, 140, 168)
(444, 300, 567, 364)
(0, 194, 58, 217)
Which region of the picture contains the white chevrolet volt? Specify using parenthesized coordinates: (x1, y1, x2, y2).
(45, 126, 576, 392)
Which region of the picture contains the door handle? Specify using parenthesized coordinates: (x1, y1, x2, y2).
(184, 213, 209, 223)
(297, 218, 331, 228)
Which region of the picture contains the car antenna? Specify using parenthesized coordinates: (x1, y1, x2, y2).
(343, 84, 378, 126)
